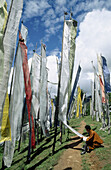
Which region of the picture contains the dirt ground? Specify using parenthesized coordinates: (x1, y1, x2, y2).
(54, 120, 102, 170)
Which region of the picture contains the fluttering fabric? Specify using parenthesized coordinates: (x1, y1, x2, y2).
(93, 67, 99, 121)
(96, 75, 102, 120)
(76, 86, 82, 117)
(97, 55, 106, 103)
(0, 92, 11, 143)
(67, 65, 81, 115)
(68, 20, 77, 105)
(0, 1, 8, 82)
(62, 120, 87, 141)
(19, 32, 35, 149)
(101, 56, 111, 93)
(99, 76, 106, 103)
(31, 53, 41, 119)
(3, 43, 24, 167)
(40, 44, 48, 136)
(97, 55, 103, 78)
(0, 0, 23, 122)
(59, 19, 77, 123)
(3, 24, 28, 167)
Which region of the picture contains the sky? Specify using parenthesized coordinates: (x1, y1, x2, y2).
(6, 0, 111, 96)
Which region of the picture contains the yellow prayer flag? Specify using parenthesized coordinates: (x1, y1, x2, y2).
(2, 1, 8, 32)
(76, 86, 82, 117)
(0, 92, 11, 143)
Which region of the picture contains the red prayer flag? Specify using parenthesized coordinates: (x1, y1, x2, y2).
(19, 31, 35, 148)
(99, 75, 106, 103)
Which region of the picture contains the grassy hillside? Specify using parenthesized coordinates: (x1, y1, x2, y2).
(0, 115, 111, 170)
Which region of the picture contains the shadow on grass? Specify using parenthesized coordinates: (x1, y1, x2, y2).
(54, 139, 83, 154)
(18, 131, 59, 155)
(27, 155, 49, 170)
(67, 136, 80, 141)
(72, 148, 82, 151)
(12, 156, 27, 166)
(26, 138, 83, 169)
(30, 143, 52, 161)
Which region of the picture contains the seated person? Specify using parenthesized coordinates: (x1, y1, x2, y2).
(81, 125, 103, 155)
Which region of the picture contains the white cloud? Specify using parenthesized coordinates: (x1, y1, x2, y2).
(55, 0, 66, 6)
(23, 0, 51, 21)
(74, 9, 111, 95)
(46, 25, 62, 35)
(49, 48, 61, 57)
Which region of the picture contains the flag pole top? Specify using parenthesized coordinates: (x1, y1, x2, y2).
(33, 42, 37, 53)
(41, 40, 43, 45)
(64, 11, 68, 20)
(70, 8, 73, 20)
(100, 53, 102, 57)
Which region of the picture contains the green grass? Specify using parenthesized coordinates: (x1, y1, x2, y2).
(0, 121, 77, 170)
(81, 115, 111, 170)
(0, 115, 111, 169)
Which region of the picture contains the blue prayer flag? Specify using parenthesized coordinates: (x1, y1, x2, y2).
(67, 65, 81, 114)
(101, 56, 111, 93)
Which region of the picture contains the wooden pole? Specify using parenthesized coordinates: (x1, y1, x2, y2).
(52, 13, 66, 155)
(60, 121, 63, 144)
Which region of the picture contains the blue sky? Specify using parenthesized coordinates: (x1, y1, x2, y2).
(6, 0, 111, 95)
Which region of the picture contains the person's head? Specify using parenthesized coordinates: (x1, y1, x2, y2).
(85, 125, 91, 132)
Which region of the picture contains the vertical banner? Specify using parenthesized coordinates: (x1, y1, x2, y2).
(59, 19, 77, 123)
(68, 20, 77, 105)
(99, 76, 106, 103)
(0, 92, 11, 143)
(67, 65, 81, 115)
(0, 0, 8, 82)
(3, 24, 27, 168)
(0, 0, 23, 122)
(19, 32, 35, 149)
(101, 56, 111, 93)
(76, 86, 82, 117)
(32, 53, 41, 119)
(40, 43, 48, 136)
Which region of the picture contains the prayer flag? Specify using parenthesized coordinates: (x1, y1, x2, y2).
(101, 56, 111, 93)
(99, 76, 106, 103)
(19, 32, 35, 149)
(0, 92, 11, 143)
(59, 19, 77, 123)
(40, 43, 48, 136)
(76, 86, 82, 117)
(67, 65, 81, 114)
(0, 0, 23, 121)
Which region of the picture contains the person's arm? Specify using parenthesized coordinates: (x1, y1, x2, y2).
(86, 131, 94, 141)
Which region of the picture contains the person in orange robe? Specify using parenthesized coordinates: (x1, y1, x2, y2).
(81, 125, 103, 155)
